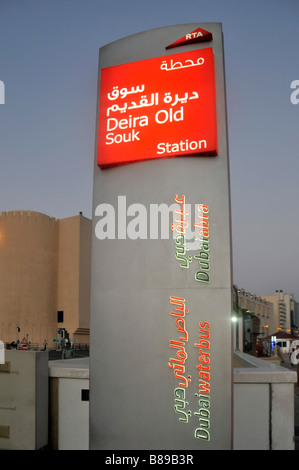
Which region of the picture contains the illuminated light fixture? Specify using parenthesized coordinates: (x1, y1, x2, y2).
(166, 27, 213, 50)
(231, 316, 238, 323)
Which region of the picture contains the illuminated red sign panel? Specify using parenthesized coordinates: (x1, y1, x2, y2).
(97, 48, 217, 169)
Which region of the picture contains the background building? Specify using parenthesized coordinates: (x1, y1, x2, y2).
(233, 286, 274, 354)
(262, 290, 299, 334)
(0, 210, 91, 347)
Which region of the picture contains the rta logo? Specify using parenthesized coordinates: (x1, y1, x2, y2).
(0, 80, 4, 104)
(290, 340, 299, 365)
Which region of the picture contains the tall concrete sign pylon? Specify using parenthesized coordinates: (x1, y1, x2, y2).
(90, 23, 233, 450)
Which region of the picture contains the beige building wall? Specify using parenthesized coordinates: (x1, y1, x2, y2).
(57, 214, 91, 343)
(0, 210, 91, 347)
(78, 215, 91, 337)
(0, 211, 58, 346)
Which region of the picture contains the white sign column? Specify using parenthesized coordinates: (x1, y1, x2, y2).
(90, 23, 233, 450)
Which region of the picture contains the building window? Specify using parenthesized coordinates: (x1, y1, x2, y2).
(57, 311, 64, 323)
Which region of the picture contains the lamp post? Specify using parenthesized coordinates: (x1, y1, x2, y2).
(17, 326, 20, 349)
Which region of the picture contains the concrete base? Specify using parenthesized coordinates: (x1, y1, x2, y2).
(234, 351, 297, 450)
(0, 350, 48, 450)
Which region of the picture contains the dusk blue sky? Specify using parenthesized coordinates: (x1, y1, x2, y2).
(1, 0, 299, 299)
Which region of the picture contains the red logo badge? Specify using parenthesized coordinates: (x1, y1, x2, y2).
(166, 27, 213, 50)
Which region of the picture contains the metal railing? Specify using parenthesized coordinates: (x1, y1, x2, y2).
(4, 342, 89, 351)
